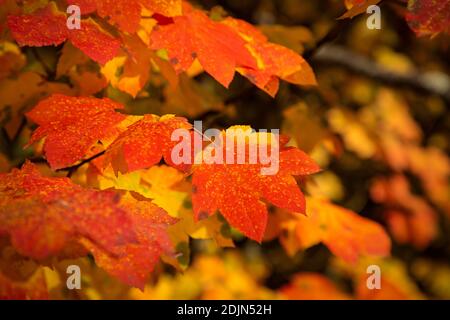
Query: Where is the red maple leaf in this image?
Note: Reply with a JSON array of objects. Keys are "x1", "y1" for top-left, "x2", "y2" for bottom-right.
[
  {"x1": 222, "y1": 17, "x2": 317, "y2": 96},
  {"x1": 82, "y1": 195, "x2": 176, "y2": 289},
  {"x1": 67, "y1": 0, "x2": 182, "y2": 33},
  {"x1": 26, "y1": 94, "x2": 126, "y2": 170},
  {"x1": 150, "y1": 2, "x2": 257, "y2": 88},
  {"x1": 191, "y1": 128, "x2": 320, "y2": 242},
  {"x1": 0, "y1": 162, "x2": 176, "y2": 288},
  {"x1": 0, "y1": 162, "x2": 137, "y2": 259},
  {"x1": 7, "y1": 3, "x2": 120, "y2": 64},
  {"x1": 293, "y1": 197, "x2": 391, "y2": 263},
  {"x1": 103, "y1": 114, "x2": 192, "y2": 173}
]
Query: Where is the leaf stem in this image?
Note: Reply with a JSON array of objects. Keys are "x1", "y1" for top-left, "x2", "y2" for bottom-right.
[{"x1": 57, "y1": 150, "x2": 106, "y2": 177}]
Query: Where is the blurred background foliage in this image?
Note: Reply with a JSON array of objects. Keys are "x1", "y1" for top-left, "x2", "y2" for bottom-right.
[{"x1": 0, "y1": 0, "x2": 449, "y2": 299}]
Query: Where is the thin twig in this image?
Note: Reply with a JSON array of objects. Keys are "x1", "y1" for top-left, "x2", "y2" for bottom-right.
[
  {"x1": 32, "y1": 47, "x2": 53, "y2": 77},
  {"x1": 11, "y1": 117, "x2": 27, "y2": 143},
  {"x1": 0, "y1": 127, "x2": 11, "y2": 149},
  {"x1": 57, "y1": 150, "x2": 106, "y2": 177}
]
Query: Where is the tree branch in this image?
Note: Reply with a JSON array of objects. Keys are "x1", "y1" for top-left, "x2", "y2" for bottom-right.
[
  {"x1": 32, "y1": 47, "x2": 54, "y2": 78},
  {"x1": 312, "y1": 44, "x2": 450, "y2": 103},
  {"x1": 303, "y1": 0, "x2": 389, "y2": 60},
  {"x1": 11, "y1": 117, "x2": 27, "y2": 144},
  {"x1": 57, "y1": 150, "x2": 106, "y2": 177},
  {"x1": 303, "y1": 19, "x2": 351, "y2": 61}
]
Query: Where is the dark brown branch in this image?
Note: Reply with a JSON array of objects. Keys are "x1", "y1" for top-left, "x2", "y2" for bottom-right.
[
  {"x1": 11, "y1": 117, "x2": 27, "y2": 143},
  {"x1": 0, "y1": 127, "x2": 11, "y2": 149},
  {"x1": 32, "y1": 47, "x2": 53, "y2": 77},
  {"x1": 1, "y1": 118, "x2": 27, "y2": 158},
  {"x1": 57, "y1": 150, "x2": 106, "y2": 177},
  {"x1": 312, "y1": 44, "x2": 450, "y2": 103}
]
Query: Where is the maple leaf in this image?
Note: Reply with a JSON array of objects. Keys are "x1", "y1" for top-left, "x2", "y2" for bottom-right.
[
  {"x1": 103, "y1": 114, "x2": 192, "y2": 173},
  {"x1": 0, "y1": 162, "x2": 176, "y2": 288},
  {"x1": 0, "y1": 162, "x2": 137, "y2": 259},
  {"x1": 88, "y1": 164, "x2": 234, "y2": 268},
  {"x1": 370, "y1": 174, "x2": 438, "y2": 249},
  {"x1": 221, "y1": 18, "x2": 317, "y2": 97},
  {"x1": 7, "y1": 3, "x2": 120, "y2": 64},
  {"x1": 150, "y1": 2, "x2": 257, "y2": 88},
  {"x1": 81, "y1": 193, "x2": 177, "y2": 290},
  {"x1": 87, "y1": 165, "x2": 187, "y2": 217},
  {"x1": 26, "y1": 94, "x2": 126, "y2": 170},
  {"x1": 293, "y1": 197, "x2": 391, "y2": 263},
  {"x1": 101, "y1": 34, "x2": 152, "y2": 97},
  {"x1": 68, "y1": 0, "x2": 182, "y2": 33},
  {"x1": 269, "y1": 197, "x2": 391, "y2": 263},
  {"x1": 150, "y1": 2, "x2": 315, "y2": 95},
  {"x1": 406, "y1": 0, "x2": 450, "y2": 37},
  {"x1": 191, "y1": 127, "x2": 320, "y2": 242},
  {"x1": 73, "y1": 0, "x2": 142, "y2": 34}
]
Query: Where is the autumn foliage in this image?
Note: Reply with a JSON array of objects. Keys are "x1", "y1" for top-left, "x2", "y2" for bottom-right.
[{"x1": 0, "y1": 0, "x2": 449, "y2": 300}]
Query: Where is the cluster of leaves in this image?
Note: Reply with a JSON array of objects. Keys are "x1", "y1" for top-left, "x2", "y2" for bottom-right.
[
  {"x1": 1, "y1": 91, "x2": 392, "y2": 293},
  {"x1": 0, "y1": 0, "x2": 449, "y2": 299},
  {"x1": 5, "y1": 0, "x2": 316, "y2": 98}
]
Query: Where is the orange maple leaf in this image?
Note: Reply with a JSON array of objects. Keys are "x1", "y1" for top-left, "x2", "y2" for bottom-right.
[
  {"x1": 7, "y1": 3, "x2": 120, "y2": 64},
  {"x1": 0, "y1": 162, "x2": 176, "y2": 288},
  {"x1": 67, "y1": 0, "x2": 182, "y2": 33},
  {"x1": 81, "y1": 194, "x2": 177, "y2": 289},
  {"x1": 370, "y1": 174, "x2": 438, "y2": 249},
  {"x1": 26, "y1": 94, "x2": 126, "y2": 170},
  {"x1": 222, "y1": 18, "x2": 317, "y2": 97},
  {"x1": 101, "y1": 34, "x2": 152, "y2": 97},
  {"x1": 0, "y1": 162, "x2": 137, "y2": 259},
  {"x1": 296, "y1": 197, "x2": 391, "y2": 263},
  {"x1": 103, "y1": 114, "x2": 192, "y2": 173},
  {"x1": 191, "y1": 128, "x2": 320, "y2": 242},
  {"x1": 274, "y1": 197, "x2": 391, "y2": 263},
  {"x1": 150, "y1": 2, "x2": 257, "y2": 88}
]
